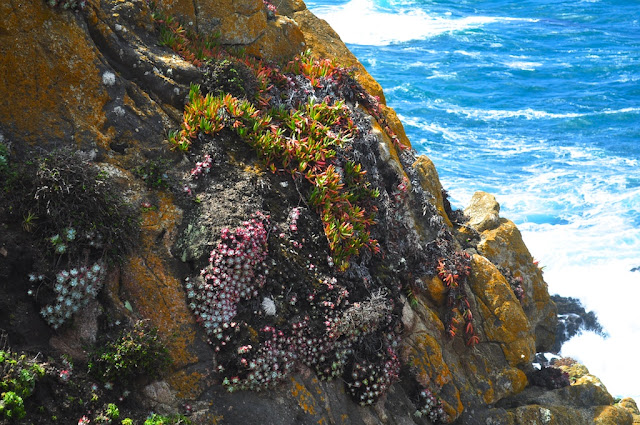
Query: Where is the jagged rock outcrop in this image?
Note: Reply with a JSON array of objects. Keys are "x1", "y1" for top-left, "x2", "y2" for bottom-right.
[
  {"x1": 551, "y1": 294, "x2": 606, "y2": 353},
  {"x1": 0, "y1": 1, "x2": 633, "y2": 424}
]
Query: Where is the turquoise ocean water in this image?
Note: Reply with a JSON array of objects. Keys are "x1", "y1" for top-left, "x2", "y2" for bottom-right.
[{"x1": 305, "y1": 0, "x2": 640, "y2": 398}]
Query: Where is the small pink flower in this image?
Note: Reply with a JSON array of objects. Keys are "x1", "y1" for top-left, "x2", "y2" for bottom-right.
[
  {"x1": 59, "y1": 369, "x2": 71, "y2": 382},
  {"x1": 78, "y1": 416, "x2": 90, "y2": 425}
]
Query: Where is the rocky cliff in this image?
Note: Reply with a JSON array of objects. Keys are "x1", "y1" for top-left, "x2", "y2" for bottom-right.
[{"x1": 0, "y1": 1, "x2": 636, "y2": 424}]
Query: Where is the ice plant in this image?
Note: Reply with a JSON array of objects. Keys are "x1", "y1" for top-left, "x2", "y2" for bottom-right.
[{"x1": 437, "y1": 252, "x2": 478, "y2": 347}]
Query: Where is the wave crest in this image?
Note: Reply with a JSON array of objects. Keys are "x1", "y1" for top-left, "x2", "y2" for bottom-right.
[{"x1": 310, "y1": 0, "x2": 537, "y2": 45}]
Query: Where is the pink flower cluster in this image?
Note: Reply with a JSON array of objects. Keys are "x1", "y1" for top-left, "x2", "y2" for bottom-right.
[
  {"x1": 190, "y1": 153, "x2": 212, "y2": 179},
  {"x1": 186, "y1": 212, "x2": 269, "y2": 340},
  {"x1": 288, "y1": 207, "x2": 300, "y2": 232},
  {"x1": 262, "y1": 0, "x2": 277, "y2": 15}
]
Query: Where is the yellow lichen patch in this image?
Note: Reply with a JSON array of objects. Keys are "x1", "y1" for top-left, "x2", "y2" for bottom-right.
[
  {"x1": 441, "y1": 390, "x2": 464, "y2": 420},
  {"x1": 122, "y1": 252, "x2": 196, "y2": 364},
  {"x1": 421, "y1": 275, "x2": 446, "y2": 306},
  {"x1": 482, "y1": 386, "x2": 495, "y2": 405},
  {"x1": 406, "y1": 332, "x2": 454, "y2": 389},
  {"x1": 0, "y1": 1, "x2": 110, "y2": 147},
  {"x1": 371, "y1": 119, "x2": 404, "y2": 174},
  {"x1": 219, "y1": 8, "x2": 268, "y2": 45},
  {"x1": 167, "y1": 369, "x2": 207, "y2": 400},
  {"x1": 290, "y1": 376, "x2": 318, "y2": 415},
  {"x1": 594, "y1": 405, "x2": 634, "y2": 425},
  {"x1": 468, "y1": 255, "x2": 535, "y2": 366},
  {"x1": 156, "y1": 0, "x2": 197, "y2": 24},
  {"x1": 246, "y1": 15, "x2": 306, "y2": 62},
  {"x1": 379, "y1": 104, "x2": 411, "y2": 148},
  {"x1": 413, "y1": 302, "x2": 445, "y2": 333}
]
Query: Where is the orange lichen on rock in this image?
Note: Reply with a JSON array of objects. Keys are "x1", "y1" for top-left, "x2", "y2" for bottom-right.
[
  {"x1": 379, "y1": 104, "x2": 411, "y2": 148},
  {"x1": 468, "y1": 255, "x2": 535, "y2": 366},
  {"x1": 290, "y1": 376, "x2": 318, "y2": 416},
  {"x1": 167, "y1": 369, "x2": 208, "y2": 400},
  {"x1": 156, "y1": 0, "x2": 303, "y2": 61},
  {"x1": 245, "y1": 15, "x2": 306, "y2": 62},
  {"x1": 406, "y1": 332, "x2": 454, "y2": 388},
  {"x1": 475, "y1": 216, "x2": 557, "y2": 350},
  {"x1": 0, "y1": 1, "x2": 110, "y2": 147},
  {"x1": 594, "y1": 405, "x2": 634, "y2": 425},
  {"x1": 403, "y1": 331, "x2": 464, "y2": 420},
  {"x1": 119, "y1": 193, "x2": 200, "y2": 375},
  {"x1": 421, "y1": 276, "x2": 447, "y2": 306}
]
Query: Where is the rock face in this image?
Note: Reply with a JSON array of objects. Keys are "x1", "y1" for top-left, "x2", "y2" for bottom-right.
[{"x1": 0, "y1": 1, "x2": 633, "y2": 424}]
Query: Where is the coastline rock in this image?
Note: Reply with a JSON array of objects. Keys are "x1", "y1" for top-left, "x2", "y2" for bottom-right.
[
  {"x1": 465, "y1": 192, "x2": 557, "y2": 352},
  {"x1": 464, "y1": 191, "x2": 501, "y2": 232},
  {"x1": 0, "y1": 1, "x2": 633, "y2": 424},
  {"x1": 551, "y1": 294, "x2": 606, "y2": 353}
]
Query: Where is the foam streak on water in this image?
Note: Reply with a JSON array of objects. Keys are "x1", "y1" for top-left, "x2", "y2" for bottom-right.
[
  {"x1": 307, "y1": 0, "x2": 640, "y2": 399},
  {"x1": 311, "y1": 0, "x2": 538, "y2": 46}
]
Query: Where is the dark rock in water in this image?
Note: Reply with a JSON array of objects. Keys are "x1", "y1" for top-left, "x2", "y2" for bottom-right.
[
  {"x1": 551, "y1": 294, "x2": 606, "y2": 353},
  {"x1": 631, "y1": 266, "x2": 640, "y2": 272}
]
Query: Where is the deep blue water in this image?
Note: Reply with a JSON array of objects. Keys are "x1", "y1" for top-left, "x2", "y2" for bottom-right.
[{"x1": 305, "y1": 0, "x2": 640, "y2": 398}]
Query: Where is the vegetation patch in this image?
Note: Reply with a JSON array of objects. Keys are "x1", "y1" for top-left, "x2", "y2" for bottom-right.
[
  {"x1": 0, "y1": 349, "x2": 45, "y2": 420},
  {"x1": 88, "y1": 320, "x2": 171, "y2": 386},
  {"x1": 148, "y1": 7, "x2": 476, "y2": 416},
  {"x1": 2, "y1": 149, "x2": 140, "y2": 330}
]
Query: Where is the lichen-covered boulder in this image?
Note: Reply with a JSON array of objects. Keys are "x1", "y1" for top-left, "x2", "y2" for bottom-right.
[
  {"x1": 155, "y1": 0, "x2": 304, "y2": 60},
  {"x1": 464, "y1": 191, "x2": 501, "y2": 232},
  {"x1": 465, "y1": 191, "x2": 557, "y2": 352}
]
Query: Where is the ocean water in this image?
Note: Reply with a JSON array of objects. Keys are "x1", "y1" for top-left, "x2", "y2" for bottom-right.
[{"x1": 305, "y1": 0, "x2": 640, "y2": 399}]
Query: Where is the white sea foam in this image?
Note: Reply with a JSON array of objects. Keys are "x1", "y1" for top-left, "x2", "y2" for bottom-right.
[
  {"x1": 426, "y1": 71, "x2": 458, "y2": 80},
  {"x1": 504, "y1": 61, "x2": 543, "y2": 71},
  {"x1": 442, "y1": 105, "x2": 640, "y2": 121},
  {"x1": 310, "y1": 0, "x2": 538, "y2": 46},
  {"x1": 511, "y1": 177, "x2": 640, "y2": 400},
  {"x1": 546, "y1": 263, "x2": 640, "y2": 400}
]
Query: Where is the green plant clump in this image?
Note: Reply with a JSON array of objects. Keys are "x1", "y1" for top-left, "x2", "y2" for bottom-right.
[
  {"x1": 94, "y1": 402, "x2": 120, "y2": 423},
  {"x1": 25, "y1": 149, "x2": 139, "y2": 262},
  {"x1": 144, "y1": 413, "x2": 191, "y2": 425},
  {"x1": 0, "y1": 350, "x2": 46, "y2": 420},
  {"x1": 0, "y1": 391, "x2": 26, "y2": 420},
  {"x1": 134, "y1": 160, "x2": 171, "y2": 189},
  {"x1": 0, "y1": 141, "x2": 9, "y2": 177},
  {"x1": 88, "y1": 321, "x2": 170, "y2": 386}
]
